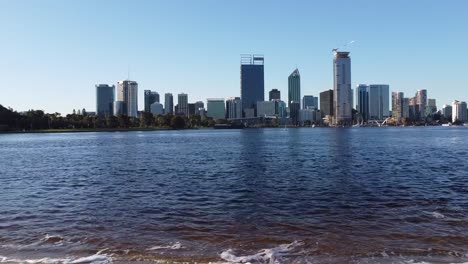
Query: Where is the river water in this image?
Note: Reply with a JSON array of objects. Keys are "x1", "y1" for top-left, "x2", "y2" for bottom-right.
[{"x1": 0, "y1": 127, "x2": 467, "y2": 264}]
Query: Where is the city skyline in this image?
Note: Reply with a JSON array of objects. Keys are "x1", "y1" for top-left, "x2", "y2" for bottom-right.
[{"x1": 1, "y1": 1, "x2": 468, "y2": 114}]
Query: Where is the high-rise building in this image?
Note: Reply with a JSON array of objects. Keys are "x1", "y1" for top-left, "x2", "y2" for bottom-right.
[
  {"x1": 257, "y1": 101, "x2": 276, "y2": 117},
  {"x1": 150, "y1": 102, "x2": 164, "y2": 116},
  {"x1": 164, "y1": 93, "x2": 174, "y2": 114},
  {"x1": 269, "y1": 89, "x2": 281, "y2": 101},
  {"x1": 288, "y1": 69, "x2": 301, "y2": 109},
  {"x1": 452, "y1": 100, "x2": 468, "y2": 123},
  {"x1": 194, "y1": 101, "x2": 204, "y2": 116},
  {"x1": 302, "y1": 95, "x2": 318, "y2": 110},
  {"x1": 356, "y1": 84, "x2": 369, "y2": 121},
  {"x1": 177, "y1": 93, "x2": 188, "y2": 116},
  {"x1": 320, "y1": 89, "x2": 334, "y2": 117},
  {"x1": 226, "y1": 97, "x2": 242, "y2": 119},
  {"x1": 392, "y1": 91, "x2": 404, "y2": 120},
  {"x1": 188, "y1": 103, "x2": 196, "y2": 116},
  {"x1": 403, "y1": 98, "x2": 410, "y2": 118},
  {"x1": 290, "y1": 102, "x2": 300, "y2": 125},
  {"x1": 427, "y1": 99, "x2": 437, "y2": 115},
  {"x1": 276, "y1": 100, "x2": 287, "y2": 118},
  {"x1": 368, "y1": 84, "x2": 390, "y2": 120},
  {"x1": 96, "y1": 84, "x2": 115, "y2": 117},
  {"x1": 240, "y1": 55, "x2": 264, "y2": 117},
  {"x1": 333, "y1": 51, "x2": 352, "y2": 125},
  {"x1": 415, "y1": 89, "x2": 427, "y2": 120},
  {"x1": 144, "y1": 90, "x2": 159, "y2": 112},
  {"x1": 117, "y1": 80, "x2": 138, "y2": 117},
  {"x1": 442, "y1": 104, "x2": 452, "y2": 119},
  {"x1": 113, "y1": 101, "x2": 126, "y2": 116},
  {"x1": 207, "y1": 99, "x2": 226, "y2": 119}
]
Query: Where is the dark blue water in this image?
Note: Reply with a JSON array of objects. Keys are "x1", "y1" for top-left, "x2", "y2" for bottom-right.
[{"x1": 0, "y1": 128, "x2": 467, "y2": 264}]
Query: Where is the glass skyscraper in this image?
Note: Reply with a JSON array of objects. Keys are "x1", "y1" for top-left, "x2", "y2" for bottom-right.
[
  {"x1": 96, "y1": 84, "x2": 115, "y2": 117},
  {"x1": 333, "y1": 51, "x2": 352, "y2": 125},
  {"x1": 288, "y1": 69, "x2": 301, "y2": 109},
  {"x1": 240, "y1": 55, "x2": 264, "y2": 117},
  {"x1": 117, "y1": 80, "x2": 138, "y2": 117},
  {"x1": 144, "y1": 90, "x2": 160, "y2": 112}
]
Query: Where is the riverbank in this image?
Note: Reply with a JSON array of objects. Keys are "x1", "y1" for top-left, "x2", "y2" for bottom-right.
[{"x1": 0, "y1": 127, "x2": 175, "y2": 134}]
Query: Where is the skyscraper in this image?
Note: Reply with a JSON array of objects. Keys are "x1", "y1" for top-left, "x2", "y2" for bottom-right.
[
  {"x1": 392, "y1": 91, "x2": 404, "y2": 120},
  {"x1": 194, "y1": 101, "x2": 204, "y2": 116},
  {"x1": 368, "y1": 84, "x2": 390, "y2": 120},
  {"x1": 144, "y1": 90, "x2": 159, "y2": 112},
  {"x1": 164, "y1": 93, "x2": 174, "y2": 114},
  {"x1": 333, "y1": 51, "x2": 352, "y2": 125},
  {"x1": 442, "y1": 104, "x2": 452, "y2": 119},
  {"x1": 207, "y1": 99, "x2": 225, "y2": 119},
  {"x1": 240, "y1": 55, "x2": 264, "y2": 117},
  {"x1": 288, "y1": 69, "x2": 301, "y2": 109},
  {"x1": 177, "y1": 93, "x2": 188, "y2": 116},
  {"x1": 415, "y1": 89, "x2": 427, "y2": 120},
  {"x1": 356, "y1": 84, "x2": 369, "y2": 121},
  {"x1": 226, "y1": 97, "x2": 242, "y2": 119},
  {"x1": 320, "y1": 89, "x2": 334, "y2": 117},
  {"x1": 427, "y1": 99, "x2": 437, "y2": 115},
  {"x1": 302, "y1": 95, "x2": 318, "y2": 109},
  {"x1": 452, "y1": 100, "x2": 468, "y2": 123},
  {"x1": 96, "y1": 84, "x2": 115, "y2": 117},
  {"x1": 269, "y1": 89, "x2": 281, "y2": 101},
  {"x1": 117, "y1": 80, "x2": 138, "y2": 117}
]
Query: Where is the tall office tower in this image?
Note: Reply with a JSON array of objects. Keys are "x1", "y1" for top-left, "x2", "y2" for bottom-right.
[
  {"x1": 392, "y1": 91, "x2": 404, "y2": 120},
  {"x1": 427, "y1": 99, "x2": 437, "y2": 115},
  {"x1": 144, "y1": 90, "x2": 159, "y2": 112},
  {"x1": 269, "y1": 89, "x2": 281, "y2": 101},
  {"x1": 302, "y1": 95, "x2": 318, "y2": 109},
  {"x1": 368, "y1": 84, "x2": 390, "y2": 120},
  {"x1": 290, "y1": 102, "x2": 300, "y2": 125},
  {"x1": 194, "y1": 101, "x2": 204, "y2": 116},
  {"x1": 177, "y1": 93, "x2": 188, "y2": 116},
  {"x1": 415, "y1": 89, "x2": 427, "y2": 120},
  {"x1": 409, "y1": 97, "x2": 417, "y2": 121},
  {"x1": 276, "y1": 100, "x2": 287, "y2": 118},
  {"x1": 452, "y1": 100, "x2": 468, "y2": 122},
  {"x1": 403, "y1": 98, "x2": 410, "y2": 118},
  {"x1": 113, "y1": 101, "x2": 126, "y2": 116},
  {"x1": 164, "y1": 93, "x2": 174, "y2": 114},
  {"x1": 96, "y1": 84, "x2": 115, "y2": 117},
  {"x1": 240, "y1": 55, "x2": 264, "y2": 117},
  {"x1": 226, "y1": 97, "x2": 242, "y2": 119},
  {"x1": 288, "y1": 69, "x2": 301, "y2": 108},
  {"x1": 320, "y1": 89, "x2": 334, "y2": 117},
  {"x1": 117, "y1": 80, "x2": 138, "y2": 117},
  {"x1": 206, "y1": 99, "x2": 226, "y2": 119},
  {"x1": 442, "y1": 104, "x2": 452, "y2": 119},
  {"x1": 356, "y1": 84, "x2": 369, "y2": 121},
  {"x1": 150, "y1": 103, "x2": 164, "y2": 116},
  {"x1": 333, "y1": 51, "x2": 352, "y2": 125}
]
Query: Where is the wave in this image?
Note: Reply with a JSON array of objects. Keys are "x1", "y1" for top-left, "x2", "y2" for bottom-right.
[
  {"x1": 147, "y1": 242, "x2": 183, "y2": 251},
  {"x1": 219, "y1": 241, "x2": 303, "y2": 263},
  {"x1": 0, "y1": 251, "x2": 111, "y2": 264}
]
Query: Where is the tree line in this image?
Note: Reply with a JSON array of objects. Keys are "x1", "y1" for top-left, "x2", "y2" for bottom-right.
[{"x1": 0, "y1": 104, "x2": 222, "y2": 131}]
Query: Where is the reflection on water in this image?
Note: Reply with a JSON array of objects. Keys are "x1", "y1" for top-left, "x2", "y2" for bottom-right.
[{"x1": 0, "y1": 127, "x2": 467, "y2": 263}]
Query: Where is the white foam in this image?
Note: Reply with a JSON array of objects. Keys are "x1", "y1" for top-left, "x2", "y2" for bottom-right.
[
  {"x1": 147, "y1": 242, "x2": 183, "y2": 251},
  {"x1": 0, "y1": 253, "x2": 111, "y2": 264},
  {"x1": 219, "y1": 241, "x2": 303, "y2": 264}
]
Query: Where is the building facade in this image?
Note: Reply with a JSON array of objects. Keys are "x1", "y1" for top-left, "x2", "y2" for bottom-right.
[
  {"x1": 96, "y1": 84, "x2": 115, "y2": 117},
  {"x1": 288, "y1": 69, "x2": 301, "y2": 109},
  {"x1": 257, "y1": 101, "x2": 276, "y2": 117},
  {"x1": 226, "y1": 97, "x2": 242, "y2": 119},
  {"x1": 392, "y1": 91, "x2": 404, "y2": 120},
  {"x1": 442, "y1": 104, "x2": 452, "y2": 119},
  {"x1": 207, "y1": 99, "x2": 226, "y2": 119},
  {"x1": 356, "y1": 84, "x2": 369, "y2": 121},
  {"x1": 368, "y1": 84, "x2": 390, "y2": 121},
  {"x1": 117, "y1": 80, "x2": 138, "y2": 117},
  {"x1": 452, "y1": 100, "x2": 468, "y2": 123},
  {"x1": 427, "y1": 99, "x2": 437, "y2": 116},
  {"x1": 240, "y1": 55, "x2": 264, "y2": 117},
  {"x1": 302, "y1": 95, "x2": 318, "y2": 110},
  {"x1": 269, "y1": 89, "x2": 281, "y2": 101},
  {"x1": 177, "y1": 93, "x2": 188, "y2": 116},
  {"x1": 144, "y1": 90, "x2": 159, "y2": 112},
  {"x1": 320, "y1": 89, "x2": 334, "y2": 117},
  {"x1": 164, "y1": 93, "x2": 174, "y2": 115},
  {"x1": 333, "y1": 52, "x2": 352, "y2": 125},
  {"x1": 150, "y1": 102, "x2": 164, "y2": 116},
  {"x1": 415, "y1": 89, "x2": 427, "y2": 120},
  {"x1": 194, "y1": 101, "x2": 204, "y2": 116}
]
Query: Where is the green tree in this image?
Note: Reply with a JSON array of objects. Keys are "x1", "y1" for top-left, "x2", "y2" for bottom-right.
[
  {"x1": 170, "y1": 115, "x2": 186, "y2": 129},
  {"x1": 140, "y1": 112, "x2": 154, "y2": 128}
]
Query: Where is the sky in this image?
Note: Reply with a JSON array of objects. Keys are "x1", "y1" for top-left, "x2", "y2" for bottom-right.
[{"x1": 1, "y1": 0, "x2": 467, "y2": 114}]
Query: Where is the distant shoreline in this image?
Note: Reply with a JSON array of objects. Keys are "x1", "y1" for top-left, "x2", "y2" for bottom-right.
[{"x1": 0, "y1": 125, "x2": 466, "y2": 134}]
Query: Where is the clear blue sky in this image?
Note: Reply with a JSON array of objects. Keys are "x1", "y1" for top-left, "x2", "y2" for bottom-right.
[{"x1": 1, "y1": 0, "x2": 467, "y2": 114}]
